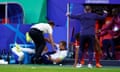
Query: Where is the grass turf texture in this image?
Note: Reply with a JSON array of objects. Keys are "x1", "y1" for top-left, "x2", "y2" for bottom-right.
[{"x1": 0, "y1": 65, "x2": 120, "y2": 72}]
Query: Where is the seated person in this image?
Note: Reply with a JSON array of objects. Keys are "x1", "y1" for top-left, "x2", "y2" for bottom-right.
[
  {"x1": 41, "y1": 41, "x2": 68, "y2": 64},
  {"x1": 11, "y1": 32, "x2": 35, "y2": 64}
]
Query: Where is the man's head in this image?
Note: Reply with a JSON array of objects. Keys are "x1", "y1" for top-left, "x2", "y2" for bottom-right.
[
  {"x1": 112, "y1": 8, "x2": 119, "y2": 17},
  {"x1": 59, "y1": 41, "x2": 66, "y2": 50},
  {"x1": 48, "y1": 21, "x2": 55, "y2": 28},
  {"x1": 84, "y1": 5, "x2": 92, "y2": 13}
]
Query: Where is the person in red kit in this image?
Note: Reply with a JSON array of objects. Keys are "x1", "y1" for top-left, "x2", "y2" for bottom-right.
[
  {"x1": 100, "y1": 8, "x2": 120, "y2": 60},
  {"x1": 94, "y1": 35, "x2": 103, "y2": 68},
  {"x1": 100, "y1": 17, "x2": 116, "y2": 60},
  {"x1": 73, "y1": 33, "x2": 81, "y2": 67}
]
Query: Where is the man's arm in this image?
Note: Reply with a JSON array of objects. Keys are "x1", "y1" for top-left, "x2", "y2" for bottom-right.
[
  {"x1": 49, "y1": 34, "x2": 55, "y2": 51},
  {"x1": 101, "y1": 21, "x2": 113, "y2": 31},
  {"x1": 96, "y1": 10, "x2": 108, "y2": 20},
  {"x1": 96, "y1": 14, "x2": 107, "y2": 20},
  {"x1": 66, "y1": 12, "x2": 81, "y2": 20},
  {"x1": 44, "y1": 38, "x2": 51, "y2": 43}
]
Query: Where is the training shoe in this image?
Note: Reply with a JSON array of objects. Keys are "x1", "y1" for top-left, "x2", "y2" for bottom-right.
[
  {"x1": 0, "y1": 59, "x2": 8, "y2": 64},
  {"x1": 88, "y1": 64, "x2": 93, "y2": 68},
  {"x1": 96, "y1": 63, "x2": 102, "y2": 68},
  {"x1": 81, "y1": 60, "x2": 85, "y2": 65},
  {"x1": 76, "y1": 64, "x2": 83, "y2": 68}
]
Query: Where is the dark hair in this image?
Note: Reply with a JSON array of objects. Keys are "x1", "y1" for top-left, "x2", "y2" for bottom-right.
[
  {"x1": 48, "y1": 21, "x2": 55, "y2": 26},
  {"x1": 75, "y1": 33, "x2": 80, "y2": 41},
  {"x1": 84, "y1": 5, "x2": 92, "y2": 12},
  {"x1": 60, "y1": 41, "x2": 66, "y2": 48},
  {"x1": 112, "y1": 8, "x2": 119, "y2": 17}
]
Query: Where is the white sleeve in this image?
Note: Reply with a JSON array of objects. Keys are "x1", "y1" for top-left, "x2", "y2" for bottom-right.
[
  {"x1": 59, "y1": 51, "x2": 68, "y2": 59},
  {"x1": 48, "y1": 26, "x2": 53, "y2": 34},
  {"x1": 55, "y1": 44, "x2": 59, "y2": 50}
]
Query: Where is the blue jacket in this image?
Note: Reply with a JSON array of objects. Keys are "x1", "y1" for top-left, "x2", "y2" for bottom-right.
[{"x1": 70, "y1": 13, "x2": 107, "y2": 35}]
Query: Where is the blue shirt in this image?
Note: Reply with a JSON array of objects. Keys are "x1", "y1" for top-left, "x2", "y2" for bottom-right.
[{"x1": 70, "y1": 13, "x2": 107, "y2": 35}]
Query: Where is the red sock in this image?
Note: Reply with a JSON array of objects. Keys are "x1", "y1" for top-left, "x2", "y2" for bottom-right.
[
  {"x1": 80, "y1": 57, "x2": 85, "y2": 64},
  {"x1": 95, "y1": 52, "x2": 100, "y2": 64}
]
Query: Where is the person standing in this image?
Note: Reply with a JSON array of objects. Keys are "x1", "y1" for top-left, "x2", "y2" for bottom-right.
[
  {"x1": 100, "y1": 8, "x2": 120, "y2": 60},
  {"x1": 67, "y1": 5, "x2": 107, "y2": 68},
  {"x1": 73, "y1": 33, "x2": 80, "y2": 67},
  {"x1": 100, "y1": 21, "x2": 115, "y2": 60},
  {"x1": 29, "y1": 21, "x2": 55, "y2": 63}
]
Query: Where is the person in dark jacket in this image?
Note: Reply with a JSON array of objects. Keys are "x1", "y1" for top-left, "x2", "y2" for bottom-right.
[{"x1": 67, "y1": 5, "x2": 108, "y2": 68}]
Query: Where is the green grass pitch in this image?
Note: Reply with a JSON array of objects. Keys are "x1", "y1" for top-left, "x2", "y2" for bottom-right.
[{"x1": 0, "y1": 64, "x2": 120, "y2": 72}]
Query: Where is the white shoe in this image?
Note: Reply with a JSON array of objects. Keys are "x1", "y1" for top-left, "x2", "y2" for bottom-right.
[
  {"x1": 88, "y1": 64, "x2": 93, "y2": 68},
  {"x1": 0, "y1": 59, "x2": 8, "y2": 64},
  {"x1": 76, "y1": 64, "x2": 83, "y2": 68}
]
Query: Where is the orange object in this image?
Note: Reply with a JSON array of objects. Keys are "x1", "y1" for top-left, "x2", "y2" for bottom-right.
[
  {"x1": 80, "y1": 57, "x2": 85, "y2": 65},
  {"x1": 96, "y1": 63, "x2": 102, "y2": 68}
]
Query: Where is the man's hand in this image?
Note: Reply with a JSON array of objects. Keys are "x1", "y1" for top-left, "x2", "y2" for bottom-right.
[
  {"x1": 44, "y1": 38, "x2": 51, "y2": 43},
  {"x1": 66, "y1": 12, "x2": 70, "y2": 16},
  {"x1": 49, "y1": 34, "x2": 56, "y2": 51},
  {"x1": 96, "y1": 29, "x2": 101, "y2": 34},
  {"x1": 103, "y1": 10, "x2": 108, "y2": 14}
]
